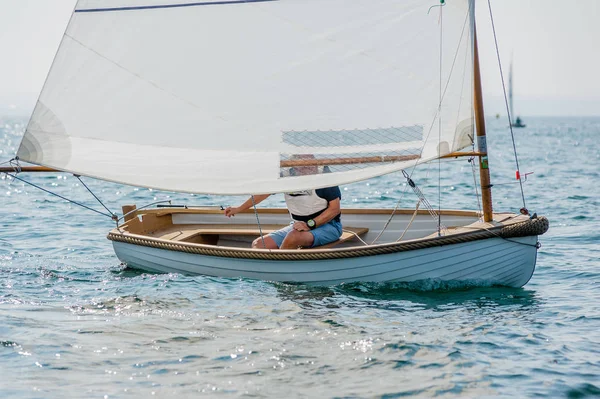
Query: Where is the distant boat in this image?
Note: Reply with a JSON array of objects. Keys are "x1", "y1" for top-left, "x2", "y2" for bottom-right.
[
  {"x1": 509, "y1": 60, "x2": 526, "y2": 128},
  {"x1": 512, "y1": 116, "x2": 525, "y2": 128}
]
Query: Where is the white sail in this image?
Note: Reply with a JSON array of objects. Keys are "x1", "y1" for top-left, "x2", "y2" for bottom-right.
[{"x1": 18, "y1": 0, "x2": 474, "y2": 195}]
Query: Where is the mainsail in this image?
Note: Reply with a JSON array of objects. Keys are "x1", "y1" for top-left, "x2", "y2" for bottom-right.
[{"x1": 18, "y1": 0, "x2": 474, "y2": 195}]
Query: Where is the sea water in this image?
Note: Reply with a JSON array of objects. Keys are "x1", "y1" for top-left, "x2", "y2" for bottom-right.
[{"x1": 0, "y1": 116, "x2": 599, "y2": 398}]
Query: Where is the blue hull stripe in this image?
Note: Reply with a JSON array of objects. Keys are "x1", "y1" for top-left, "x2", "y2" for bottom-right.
[{"x1": 75, "y1": 0, "x2": 278, "y2": 13}]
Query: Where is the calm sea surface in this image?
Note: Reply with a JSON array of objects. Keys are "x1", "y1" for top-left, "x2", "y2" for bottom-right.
[{"x1": 1, "y1": 116, "x2": 599, "y2": 398}]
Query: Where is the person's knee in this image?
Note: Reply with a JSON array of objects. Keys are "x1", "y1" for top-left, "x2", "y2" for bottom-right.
[
  {"x1": 252, "y1": 236, "x2": 278, "y2": 249},
  {"x1": 285, "y1": 230, "x2": 302, "y2": 244},
  {"x1": 281, "y1": 230, "x2": 313, "y2": 249}
]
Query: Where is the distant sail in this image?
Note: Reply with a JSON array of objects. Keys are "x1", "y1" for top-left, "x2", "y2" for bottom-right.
[
  {"x1": 509, "y1": 59, "x2": 525, "y2": 128},
  {"x1": 18, "y1": 0, "x2": 474, "y2": 194}
]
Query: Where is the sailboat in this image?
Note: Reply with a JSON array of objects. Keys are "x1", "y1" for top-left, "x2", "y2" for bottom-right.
[
  {"x1": 509, "y1": 60, "x2": 526, "y2": 128},
  {"x1": 3, "y1": 0, "x2": 548, "y2": 287}
]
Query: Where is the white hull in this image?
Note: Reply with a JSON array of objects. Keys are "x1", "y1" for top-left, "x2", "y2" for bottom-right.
[{"x1": 113, "y1": 235, "x2": 538, "y2": 288}]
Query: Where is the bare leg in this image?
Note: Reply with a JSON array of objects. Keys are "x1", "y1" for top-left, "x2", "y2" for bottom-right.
[
  {"x1": 280, "y1": 230, "x2": 314, "y2": 249},
  {"x1": 252, "y1": 235, "x2": 278, "y2": 249}
]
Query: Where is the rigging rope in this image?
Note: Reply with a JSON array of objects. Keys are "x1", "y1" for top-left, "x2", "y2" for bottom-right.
[
  {"x1": 3, "y1": 167, "x2": 178, "y2": 228},
  {"x1": 402, "y1": 170, "x2": 447, "y2": 232},
  {"x1": 3, "y1": 158, "x2": 122, "y2": 224},
  {"x1": 74, "y1": 175, "x2": 117, "y2": 220},
  {"x1": 427, "y1": 0, "x2": 446, "y2": 14},
  {"x1": 438, "y1": 2, "x2": 443, "y2": 236},
  {"x1": 373, "y1": 1, "x2": 464, "y2": 244},
  {"x1": 486, "y1": 0, "x2": 528, "y2": 212},
  {"x1": 250, "y1": 195, "x2": 268, "y2": 250},
  {"x1": 397, "y1": 200, "x2": 421, "y2": 242},
  {"x1": 370, "y1": 180, "x2": 411, "y2": 245},
  {"x1": 469, "y1": 156, "x2": 483, "y2": 215},
  {"x1": 3, "y1": 171, "x2": 113, "y2": 219},
  {"x1": 343, "y1": 229, "x2": 369, "y2": 246},
  {"x1": 10, "y1": 158, "x2": 21, "y2": 173},
  {"x1": 420, "y1": 5, "x2": 470, "y2": 161}
]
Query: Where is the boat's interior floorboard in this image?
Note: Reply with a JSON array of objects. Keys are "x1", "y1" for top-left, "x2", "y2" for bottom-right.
[{"x1": 148, "y1": 224, "x2": 370, "y2": 249}]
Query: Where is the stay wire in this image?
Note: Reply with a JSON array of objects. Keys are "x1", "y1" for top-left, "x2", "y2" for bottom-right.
[
  {"x1": 3, "y1": 172, "x2": 113, "y2": 219},
  {"x1": 370, "y1": 182, "x2": 411, "y2": 244},
  {"x1": 397, "y1": 200, "x2": 421, "y2": 242},
  {"x1": 469, "y1": 155, "x2": 482, "y2": 214},
  {"x1": 74, "y1": 175, "x2": 116, "y2": 220},
  {"x1": 486, "y1": 0, "x2": 527, "y2": 210},
  {"x1": 376, "y1": 2, "x2": 463, "y2": 243},
  {"x1": 421, "y1": 5, "x2": 471, "y2": 151},
  {"x1": 438, "y1": 3, "x2": 443, "y2": 236},
  {"x1": 403, "y1": 170, "x2": 447, "y2": 232},
  {"x1": 413, "y1": 4, "x2": 470, "y2": 234},
  {"x1": 251, "y1": 195, "x2": 268, "y2": 250},
  {"x1": 366, "y1": 4, "x2": 471, "y2": 244}
]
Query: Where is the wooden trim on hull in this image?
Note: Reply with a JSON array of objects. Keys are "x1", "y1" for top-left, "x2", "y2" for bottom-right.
[{"x1": 107, "y1": 216, "x2": 548, "y2": 261}]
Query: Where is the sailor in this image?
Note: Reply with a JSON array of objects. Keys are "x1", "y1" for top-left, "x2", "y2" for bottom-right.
[{"x1": 224, "y1": 155, "x2": 342, "y2": 249}]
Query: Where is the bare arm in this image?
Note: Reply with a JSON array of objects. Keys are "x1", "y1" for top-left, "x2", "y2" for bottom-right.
[
  {"x1": 293, "y1": 198, "x2": 341, "y2": 231},
  {"x1": 314, "y1": 198, "x2": 341, "y2": 226},
  {"x1": 224, "y1": 194, "x2": 271, "y2": 217}
]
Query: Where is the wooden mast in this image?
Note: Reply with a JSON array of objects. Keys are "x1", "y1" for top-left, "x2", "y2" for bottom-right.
[{"x1": 473, "y1": 21, "x2": 493, "y2": 222}]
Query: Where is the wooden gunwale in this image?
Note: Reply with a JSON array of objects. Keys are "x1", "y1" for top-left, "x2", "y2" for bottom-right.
[{"x1": 107, "y1": 214, "x2": 548, "y2": 261}]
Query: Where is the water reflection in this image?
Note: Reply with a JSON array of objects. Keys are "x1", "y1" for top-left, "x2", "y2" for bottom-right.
[{"x1": 272, "y1": 280, "x2": 542, "y2": 317}]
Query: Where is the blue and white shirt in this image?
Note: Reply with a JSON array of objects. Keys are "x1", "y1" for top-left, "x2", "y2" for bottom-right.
[{"x1": 284, "y1": 187, "x2": 341, "y2": 222}]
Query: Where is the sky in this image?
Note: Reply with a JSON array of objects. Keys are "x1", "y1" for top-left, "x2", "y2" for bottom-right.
[
  {"x1": 0, "y1": 0, "x2": 598, "y2": 117},
  {"x1": 475, "y1": 0, "x2": 600, "y2": 117}
]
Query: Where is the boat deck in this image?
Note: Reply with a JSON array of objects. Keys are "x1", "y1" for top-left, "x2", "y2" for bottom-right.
[
  {"x1": 150, "y1": 224, "x2": 370, "y2": 249},
  {"x1": 423, "y1": 213, "x2": 528, "y2": 239},
  {"x1": 458, "y1": 212, "x2": 526, "y2": 232},
  {"x1": 115, "y1": 206, "x2": 532, "y2": 251}
]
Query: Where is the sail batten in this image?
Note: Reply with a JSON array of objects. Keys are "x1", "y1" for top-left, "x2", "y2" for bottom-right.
[{"x1": 18, "y1": 0, "x2": 474, "y2": 195}]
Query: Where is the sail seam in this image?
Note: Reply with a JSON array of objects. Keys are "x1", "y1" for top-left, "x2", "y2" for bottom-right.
[
  {"x1": 62, "y1": 33, "x2": 230, "y2": 125},
  {"x1": 75, "y1": 0, "x2": 278, "y2": 13}
]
